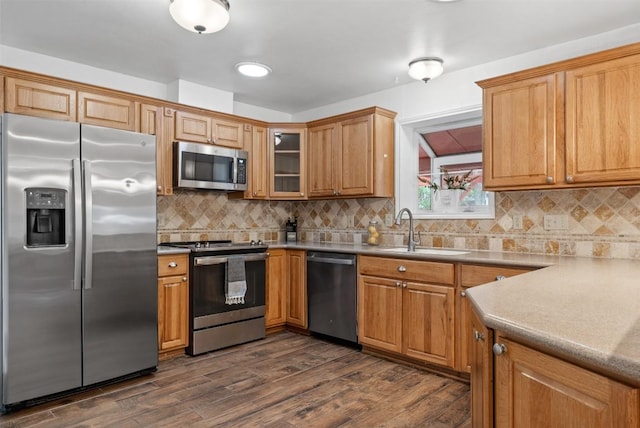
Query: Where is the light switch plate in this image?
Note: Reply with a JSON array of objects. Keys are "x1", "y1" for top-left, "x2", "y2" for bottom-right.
[
  {"x1": 384, "y1": 214, "x2": 393, "y2": 227},
  {"x1": 512, "y1": 215, "x2": 523, "y2": 230}
]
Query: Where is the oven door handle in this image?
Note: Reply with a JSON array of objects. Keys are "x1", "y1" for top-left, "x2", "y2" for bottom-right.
[{"x1": 194, "y1": 252, "x2": 267, "y2": 266}]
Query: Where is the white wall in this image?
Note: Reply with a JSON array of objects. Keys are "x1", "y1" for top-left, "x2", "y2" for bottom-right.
[
  {"x1": 290, "y1": 23, "x2": 640, "y2": 123},
  {"x1": 0, "y1": 44, "x2": 291, "y2": 122}
]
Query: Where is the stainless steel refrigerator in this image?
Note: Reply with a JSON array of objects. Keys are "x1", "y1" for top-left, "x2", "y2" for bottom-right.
[{"x1": 0, "y1": 113, "x2": 158, "y2": 410}]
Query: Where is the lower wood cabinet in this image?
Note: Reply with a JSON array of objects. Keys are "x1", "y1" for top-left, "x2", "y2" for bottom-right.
[
  {"x1": 493, "y1": 333, "x2": 639, "y2": 427},
  {"x1": 286, "y1": 250, "x2": 307, "y2": 328},
  {"x1": 157, "y1": 253, "x2": 189, "y2": 358},
  {"x1": 266, "y1": 248, "x2": 287, "y2": 328},
  {"x1": 470, "y1": 307, "x2": 493, "y2": 428},
  {"x1": 457, "y1": 264, "x2": 537, "y2": 373},
  {"x1": 358, "y1": 256, "x2": 455, "y2": 367}
]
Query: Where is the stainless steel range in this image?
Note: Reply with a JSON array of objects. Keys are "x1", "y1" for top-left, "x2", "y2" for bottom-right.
[{"x1": 166, "y1": 240, "x2": 268, "y2": 355}]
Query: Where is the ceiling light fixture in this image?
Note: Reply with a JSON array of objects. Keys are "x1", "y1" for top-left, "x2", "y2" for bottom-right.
[
  {"x1": 235, "y1": 62, "x2": 272, "y2": 77},
  {"x1": 169, "y1": 0, "x2": 230, "y2": 34},
  {"x1": 408, "y1": 57, "x2": 444, "y2": 83}
]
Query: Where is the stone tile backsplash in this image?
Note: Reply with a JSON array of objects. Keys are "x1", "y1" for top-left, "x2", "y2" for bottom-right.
[{"x1": 158, "y1": 186, "x2": 640, "y2": 260}]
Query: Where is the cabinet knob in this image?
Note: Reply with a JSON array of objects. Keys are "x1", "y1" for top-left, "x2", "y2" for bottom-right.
[
  {"x1": 300, "y1": 192, "x2": 304, "y2": 196},
  {"x1": 460, "y1": 290, "x2": 467, "y2": 297},
  {"x1": 566, "y1": 175, "x2": 574, "y2": 183},
  {"x1": 395, "y1": 281, "x2": 401, "y2": 287},
  {"x1": 493, "y1": 343, "x2": 507, "y2": 355},
  {"x1": 266, "y1": 252, "x2": 270, "y2": 257},
  {"x1": 473, "y1": 330, "x2": 485, "y2": 342},
  {"x1": 157, "y1": 185, "x2": 163, "y2": 192},
  {"x1": 168, "y1": 262, "x2": 178, "y2": 268},
  {"x1": 402, "y1": 282, "x2": 407, "y2": 288},
  {"x1": 253, "y1": 191, "x2": 257, "y2": 196},
  {"x1": 397, "y1": 265, "x2": 407, "y2": 272},
  {"x1": 182, "y1": 276, "x2": 187, "y2": 282},
  {"x1": 207, "y1": 138, "x2": 212, "y2": 143},
  {"x1": 495, "y1": 275, "x2": 506, "y2": 281},
  {"x1": 545, "y1": 176, "x2": 554, "y2": 184}
]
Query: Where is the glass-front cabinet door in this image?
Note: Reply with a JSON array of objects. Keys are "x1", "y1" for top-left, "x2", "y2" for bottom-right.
[{"x1": 268, "y1": 127, "x2": 307, "y2": 199}]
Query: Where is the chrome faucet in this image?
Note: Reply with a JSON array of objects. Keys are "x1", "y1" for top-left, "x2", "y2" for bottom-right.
[{"x1": 394, "y1": 208, "x2": 419, "y2": 252}]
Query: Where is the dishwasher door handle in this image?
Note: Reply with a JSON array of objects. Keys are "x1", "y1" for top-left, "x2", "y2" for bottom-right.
[{"x1": 308, "y1": 256, "x2": 355, "y2": 265}]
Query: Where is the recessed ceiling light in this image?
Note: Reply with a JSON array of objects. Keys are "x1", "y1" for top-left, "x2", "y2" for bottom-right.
[{"x1": 235, "y1": 62, "x2": 272, "y2": 77}]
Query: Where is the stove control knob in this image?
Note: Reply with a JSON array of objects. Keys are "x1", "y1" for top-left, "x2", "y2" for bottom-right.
[
  {"x1": 250, "y1": 240, "x2": 256, "y2": 246},
  {"x1": 204, "y1": 242, "x2": 210, "y2": 248},
  {"x1": 194, "y1": 242, "x2": 201, "y2": 248},
  {"x1": 257, "y1": 240, "x2": 263, "y2": 245}
]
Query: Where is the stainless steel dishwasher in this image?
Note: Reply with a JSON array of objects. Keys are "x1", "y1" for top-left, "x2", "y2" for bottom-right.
[{"x1": 307, "y1": 251, "x2": 358, "y2": 343}]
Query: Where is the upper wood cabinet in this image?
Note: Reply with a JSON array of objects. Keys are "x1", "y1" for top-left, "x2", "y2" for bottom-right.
[
  {"x1": 138, "y1": 103, "x2": 174, "y2": 196},
  {"x1": 77, "y1": 91, "x2": 136, "y2": 131},
  {"x1": 247, "y1": 124, "x2": 269, "y2": 199},
  {"x1": 268, "y1": 127, "x2": 307, "y2": 200},
  {"x1": 5, "y1": 77, "x2": 77, "y2": 121},
  {"x1": 307, "y1": 107, "x2": 396, "y2": 198},
  {"x1": 478, "y1": 42, "x2": 640, "y2": 191},
  {"x1": 174, "y1": 110, "x2": 244, "y2": 149}
]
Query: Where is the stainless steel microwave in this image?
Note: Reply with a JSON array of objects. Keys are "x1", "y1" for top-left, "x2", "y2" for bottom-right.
[{"x1": 174, "y1": 141, "x2": 248, "y2": 191}]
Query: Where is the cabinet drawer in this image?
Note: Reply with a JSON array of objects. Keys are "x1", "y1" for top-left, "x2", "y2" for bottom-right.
[
  {"x1": 460, "y1": 264, "x2": 535, "y2": 287},
  {"x1": 158, "y1": 254, "x2": 189, "y2": 277},
  {"x1": 359, "y1": 256, "x2": 454, "y2": 285}
]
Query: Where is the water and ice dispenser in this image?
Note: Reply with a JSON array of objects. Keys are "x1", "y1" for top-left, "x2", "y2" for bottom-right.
[{"x1": 25, "y1": 188, "x2": 66, "y2": 247}]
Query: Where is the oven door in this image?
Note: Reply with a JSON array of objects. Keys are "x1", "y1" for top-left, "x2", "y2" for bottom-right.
[{"x1": 191, "y1": 253, "x2": 266, "y2": 329}]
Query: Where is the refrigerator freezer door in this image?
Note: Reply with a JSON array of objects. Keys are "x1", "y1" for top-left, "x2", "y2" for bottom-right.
[
  {"x1": 1, "y1": 114, "x2": 82, "y2": 405},
  {"x1": 80, "y1": 125, "x2": 158, "y2": 385}
]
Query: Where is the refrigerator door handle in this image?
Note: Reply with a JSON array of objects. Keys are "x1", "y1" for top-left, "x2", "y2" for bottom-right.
[
  {"x1": 83, "y1": 160, "x2": 93, "y2": 290},
  {"x1": 73, "y1": 159, "x2": 83, "y2": 290}
]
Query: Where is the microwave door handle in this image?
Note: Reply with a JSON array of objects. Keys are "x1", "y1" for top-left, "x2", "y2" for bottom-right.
[{"x1": 232, "y1": 156, "x2": 238, "y2": 185}]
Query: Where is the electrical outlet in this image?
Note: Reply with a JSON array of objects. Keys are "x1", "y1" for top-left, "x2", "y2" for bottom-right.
[
  {"x1": 512, "y1": 214, "x2": 523, "y2": 230},
  {"x1": 347, "y1": 215, "x2": 355, "y2": 228},
  {"x1": 543, "y1": 214, "x2": 569, "y2": 230},
  {"x1": 384, "y1": 214, "x2": 393, "y2": 227}
]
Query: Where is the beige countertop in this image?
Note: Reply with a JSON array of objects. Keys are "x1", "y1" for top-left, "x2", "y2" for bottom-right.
[
  {"x1": 157, "y1": 240, "x2": 640, "y2": 386},
  {"x1": 157, "y1": 245, "x2": 190, "y2": 255}
]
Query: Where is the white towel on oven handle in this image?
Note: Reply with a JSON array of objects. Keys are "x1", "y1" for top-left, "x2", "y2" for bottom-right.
[{"x1": 226, "y1": 255, "x2": 247, "y2": 304}]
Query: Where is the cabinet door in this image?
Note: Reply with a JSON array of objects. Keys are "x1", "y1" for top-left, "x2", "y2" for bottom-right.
[
  {"x1": 483, "y1": 74, "x2": 558, "y2": 189},
  {"x1": 494, "y1": 335, "x2": 640, "y2": 427},
  {"x1": 470, "y1": 308, "x2": 493, "y2": 428},
  {"x1": 77, "y1": 91, "x2": 135, "y2": 130},
  {"x1": 565, "y1": 53, "x2": 640, "y2": 184},
  {"x1": 5, "y1": 77, "x2": 77, "y2": 121},
  {"x1": 212, "y1": 117, "x2": 244, "y2": 149},
  {"x1": 158, "y1": 274, "x2": 189, "y2": 352},
  {"x1": 457, "y1": 264, "x2": 536, "y2": 372},
  {"x1": 174, "y1": 110, "x2": 212, "y2": 143},
  {"x1": 269, "y1": 128, "x2": 307, "y2": 199},
  {"x1": 308, "y1": 123, "x2": 338, "y2": 197},
  {"x1": 337, "y1": 115, "x2": 373, "y2": 196},
  {"x1": 266, "y1": 249, "x2": 287, "y2": 328},
  {"x1": 249, "y1": 125, "x2": 269, "y2": 199},
  {"x1": 357, "y1": 275, "x2": 402, "y2": 353},
  {"x1": 286, "y1": 250, "x2": 307, "y2": 328},
  {"x1": 402, "y1": 281, "x2": 455, "y2": 367},
  {"x1": 159, "y1": 107, "x2": 176, "y2": 195},
  {"x1": 138, "y1": 104, "x2": 166, "y2": 195}
]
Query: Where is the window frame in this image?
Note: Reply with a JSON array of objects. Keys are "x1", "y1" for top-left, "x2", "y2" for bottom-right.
[{"x1": 395, "y1": 106, "x2": 495, "y2": 220}]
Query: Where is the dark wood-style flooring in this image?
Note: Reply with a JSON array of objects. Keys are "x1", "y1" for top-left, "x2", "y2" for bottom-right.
[{"x1": 0, "y1": 332, "x2": 471, "y2": 427}]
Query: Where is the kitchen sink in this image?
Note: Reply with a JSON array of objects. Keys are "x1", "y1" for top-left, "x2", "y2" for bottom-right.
[{"x1": 378, "y1": 247, "x2": 470, "y2": 256}]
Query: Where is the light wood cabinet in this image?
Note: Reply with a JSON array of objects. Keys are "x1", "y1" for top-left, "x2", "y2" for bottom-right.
[
  {"x1": 269, "y1": 127, "x2": 307, "y2": 200},
  {"x1": 174, "y1": 110, "x2": 244, "y2": 148},
  {"x1": 157, "y1": 254, "x2": 189, "y2": 358},
  {"x1": 286, "y1": 250, "x2": 307, "y2": 328},
  {"x1": 247, "y1": 124, "x2": 269, "y2": 199},
  {"x1": 138, "y1": 103, "x2": 169, "y2": 196},
  {"x1": 5, "y1": 77, "x2": 77, "y2": 121},
  {"x1": 266, "y1": 248, "x2": 287, "y2": 329},
  {"x1": 457, "y1": 264, "x2": 536, "y2": 373},
  {"x1": 469, "y1": 307, "x2": 493, "y2": 428},
  {"x1": 358, "y1": 256, "x2": 455, "y2": 367},
  {"x1": 565, "y1": 53, "x2": 640, "y2": 185},
  {"x1": 307, "y1": 107, "x2": 396, "y2": 198},
  {"x1": 478, "y1": 43, "x2": 640, "y2": 190},
  {"x1": 77, "y1": 91, "x2": 135, "y2": 131},
  {"x1": 493, "y1": 333, "x2": 640, "y2": 427}
]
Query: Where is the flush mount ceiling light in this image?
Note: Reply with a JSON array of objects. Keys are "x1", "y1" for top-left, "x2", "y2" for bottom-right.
[
  {"x1": 169, "y1": 0, "x2": 230, "y2": 34},
  {"x1": 235, "y1": 62, "x2": 272, "y2": 77},
  {"x1": 408, "y1": 57, "x2": 444, "y2": 83}
]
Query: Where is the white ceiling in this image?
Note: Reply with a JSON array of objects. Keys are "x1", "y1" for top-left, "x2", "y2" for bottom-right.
[{"x1": 1, "y1": 0, "x2": 640, "y2": 114}]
